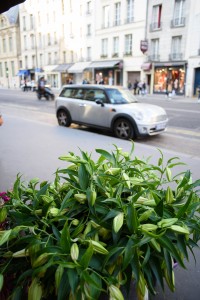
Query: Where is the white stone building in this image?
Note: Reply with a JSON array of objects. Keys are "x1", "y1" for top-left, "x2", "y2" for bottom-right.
[
  {"x1": 145, "y1": 0, "x2": 200, "y2": 97},
  {"x1": 0, "y1": 6, "x2": 21, "y2": 88}
]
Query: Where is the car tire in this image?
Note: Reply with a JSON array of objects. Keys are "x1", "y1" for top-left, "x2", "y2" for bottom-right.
[
  {"x1": 57, "y1": 109, "x2": 71, "y2": 127},
  {"x1": 113, "y1": 118, "x2": 135, "y2": 140}
]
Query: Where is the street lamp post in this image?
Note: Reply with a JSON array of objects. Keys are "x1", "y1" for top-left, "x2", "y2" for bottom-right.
[{"x1": 6, "y1": 68, "x2": 10, "y2": 88}]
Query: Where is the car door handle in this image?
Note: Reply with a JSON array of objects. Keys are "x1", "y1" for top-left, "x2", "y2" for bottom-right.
[{"x1": 79, "y1": 104, "x2": 86, "y2": 107}]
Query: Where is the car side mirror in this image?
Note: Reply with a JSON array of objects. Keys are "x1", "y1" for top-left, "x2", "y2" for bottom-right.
[{"x1": 95, "y1": 99, "x2": 104, "y2": 107}]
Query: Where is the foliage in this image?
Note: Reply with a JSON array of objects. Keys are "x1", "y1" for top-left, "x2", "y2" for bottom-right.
[{"x1": 0, "y1": 144, "x2": 200, "y2": 300}]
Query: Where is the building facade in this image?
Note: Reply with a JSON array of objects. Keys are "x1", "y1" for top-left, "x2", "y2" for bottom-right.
[
  {"x1": 0, "y1": 6, "x2": 21, "y2": 88},
  {"x1": 0, "y1": 0, "x2": 199, "y2": 96}
]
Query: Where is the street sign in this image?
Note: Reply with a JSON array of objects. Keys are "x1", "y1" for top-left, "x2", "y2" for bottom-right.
[{"x1": 140, "y1": 40, "x2": 148, "y2": 54}]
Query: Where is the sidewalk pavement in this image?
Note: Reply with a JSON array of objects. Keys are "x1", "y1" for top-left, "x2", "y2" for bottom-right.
[{"x1": 139, "y1": 93, "x2": 200, "y2": 104}]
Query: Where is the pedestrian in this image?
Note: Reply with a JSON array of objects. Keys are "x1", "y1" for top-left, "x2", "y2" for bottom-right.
[
  {"x1": 128, "y1": 81, "x2": 132, "y2": 90},
  {"x1": 24, "y1": 78, "x2": 28, "y2": 92},
  {"x1": 133, "y1": 80, "x2": 138, "y2": 95},
  {"x1": 197, "y1": 85, "x2": 200, "y2": 103},
  {"x1": 0, "y1": 112, "x2": 3, "y2": 126},
  {"x1": 137, "y1": 81, "x2": 143, "y2": 95},
  {"x1": 142, "y1": 82, "x2": 146, "y2": 95}
]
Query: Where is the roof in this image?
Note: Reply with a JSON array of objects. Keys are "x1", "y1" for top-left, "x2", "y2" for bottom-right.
[{"x1": 3, "y1": 5, "x2": 19, "y2": 24}]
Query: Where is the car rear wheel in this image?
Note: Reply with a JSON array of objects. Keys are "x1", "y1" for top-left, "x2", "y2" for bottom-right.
[
  {"x1": 113, "y1": 118, "x2": 135, "y2": 140},
  {"x1": 57, "y1": 110, "x2": 71, "y2": 127}
]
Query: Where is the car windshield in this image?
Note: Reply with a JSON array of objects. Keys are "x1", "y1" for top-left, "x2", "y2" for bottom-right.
[{"x1": 106, "y1": 88, "x2": 138, "y2": 104}]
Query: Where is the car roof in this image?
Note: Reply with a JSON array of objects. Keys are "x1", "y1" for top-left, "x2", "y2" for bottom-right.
[{"x1": 61, "y1": 84, "x2": 125, "y2": 90}]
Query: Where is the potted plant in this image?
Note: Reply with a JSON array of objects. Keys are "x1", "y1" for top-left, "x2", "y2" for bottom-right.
[{"x1": 0, "y1": 144, "x2": 200, "y2": 300}]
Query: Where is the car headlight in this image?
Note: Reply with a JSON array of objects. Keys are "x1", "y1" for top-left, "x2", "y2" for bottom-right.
[{"x1": 133, "y1": 111, "x2": 143, "y2": 121}]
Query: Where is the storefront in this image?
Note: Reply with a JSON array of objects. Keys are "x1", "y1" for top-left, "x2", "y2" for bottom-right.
[
  {"x1": 43, "y1": 65, "x2": 59, "y2": 88},
  {"x1": 153, "y1": 62, "x2": 187, "y2": 95},
  {"x1": 67, "y1": 62, "x2": 92, "y2": 84},
  {"x1": 52, "y1": 63, "x2": 73, "y2": 86},
  {"x1": 88, "y1": 60, "x2": 123, "y2": 86}
]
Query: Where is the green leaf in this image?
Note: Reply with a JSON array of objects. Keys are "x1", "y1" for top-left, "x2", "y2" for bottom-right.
[
  {"x1": 96, "y1": 149, "x2": 116, "y2": 166},
  {"x1": 177, "y1": 192, "x2": 193, "y2": 218},
  {"x1": 0, "y1": 273, "x2": 3, "y2": 291},
  {"x1": 57, "y1": 270, "x2": 70, "y2": 300},
  {"x1": 163, "y1": 248, "x2": 173, "y2": 282},
  {"x1": 149, "y1": 257, "x2": 164, "y2": 290},
  {"x1": 78, "y1": 164, "x2": 89, "y2": 190},
  {"x1": 82, "y1": 270, "x2": 101, "y2": 290},
  {"x1": 80, "y1": 243, "x2": 94, "y2": 269},
  {"x1": 123, "y1": 239, "x2": 134, "y2": 270},
  {"x1": 178, "y1": 170, "x2": 191, "y2": 189},
  {"x1": 130, "y1": 248, "x2": 140, "y2": 282},
  {"x1": 67, "y1": 269, "x2": 79, "y2": 294},
  {"x1": 0, "y1": 229, "x2": 12, "y2": 246},
  {"x1": 60, "y1": 221, "x2": 71, "y2": 252},
  {"x1": 11, "y1": 286, "x2": 23, "y2": 300},
  {"x1": 126, "y1": 204, "x2": 139, "y2": 233},
  {"x1": 60, "y1": 189, "x2": 74, "y2": 210}
]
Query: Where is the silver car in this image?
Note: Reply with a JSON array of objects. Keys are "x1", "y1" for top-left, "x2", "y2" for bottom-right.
[{"x1": 55, "y1": 85, "x2": 168, "y2": 140}]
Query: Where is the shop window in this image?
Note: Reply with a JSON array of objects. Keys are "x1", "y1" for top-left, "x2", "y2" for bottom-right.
[
  {"x1": 150, "y1": 4, "x2": 162, "y2": 31},
  {"x1": 154, "y1": 67, "x2": 185, "y2": 94}
]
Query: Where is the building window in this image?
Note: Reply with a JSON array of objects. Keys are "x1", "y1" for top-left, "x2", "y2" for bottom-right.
[
  {"x1": 87, "y1": 47, "x2": 91, "y2": 60},
  {"x1": 115, "y1": 2, "x2": 121, "y2": 26},
  {"x1": 38, "y1": 33, "x2": 42, "y2": 48},
  {"x1": 150, "y1": 39, "x2": 160, "y2": 61},
  {"x1": 172, "y1": 0, "x2": 185, "y2": 26},
  {"x1": 70, "y1": 50, "x2": 74, "y2": 62},
  {"x1": 32, "y1": 55, "x2": 35, "y2": 67},
  {"x1": 11, "y1": 61, "x2": 16, "y2": 76},
  {"x1": 30, "y1": 14, "x2": 34, "y2": 30},
  {"x1": 25, "y1": 56, "x2": 28, "y2": 68},
  {"x1": 48, "y1": 33, "x2": 51, "y2": 45},
  {"x1": 30, "y1": 34, "x2": 35, "y2": 49},
  {"x1": 101, "y1": 38, "x2": 108, "y2": 57},
  {"x1": 4, "y1": 62, "x2": 8, "y2": 75},
  {"x1": 48, "y1": 52, "x2": 52, "y2": 64},
  {"x1": 9, "y1": 36, "x2": 13, "y2": 52},
  {"x1": 63, "y1": 51, "x2": 66, "y2": 62},
  {"x1": 23, "y1": 16, "x2": 26, "y2": 30},
  {"x1": 124, "y1": 34, "x2": 132, "y2": 55},
  {"x1": 171, "y1": 36, "x2": 182, "y2": 60},
  {"x1": 0, "y1": 63, "x2": 3, "y2": 77},
  {"x1": 154, "y1": 67, "x2": 185, "y2": 94},
  {"x1": 40, "y1": 53, "x2": 43, "y2": 66},
  {"x1": 151, "y1": 4, "x2": 162, "y2": 31},
  {"x1": 103, "y1": 5, "x2": 110, "y2": 28},
  {"x1": 87, "y1": 24, "x2": 91, "y2": 36},
  {"x1": 54, "y1": 52, "x2": 58, "y2": 64},
  {"x1": 24, "y1": 35, "x2": 27, "y2": 50},
  {"x1": 54, "y1": 32, "x2": 57, "y2": 44},
  {"x1": 113, "y1": 37, "x2": 119, "y2": 57},
  {"x1": 3, "y1": 38, "x2": 6, "y2": 52},
  {"x1": 86, "y1": 1, "x2": 91, "y2": 14},
  {"x1": 126, "y1": 0, "x2": 134, "y2": 23}
]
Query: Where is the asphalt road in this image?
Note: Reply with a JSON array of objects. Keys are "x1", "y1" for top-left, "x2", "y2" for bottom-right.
[{"x1": 0, "y1": 88, "x2": 200, "y2": 300}]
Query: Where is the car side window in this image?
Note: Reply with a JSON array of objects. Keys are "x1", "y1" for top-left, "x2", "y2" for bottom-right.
[
  {"x1": 60, "y1": 88, "x2": 72, "y2": 98},
  {"x1": 95, "y1": 90, "x2": 107, "y2": 103},
  {"x1": 84, "y1": 89, "x2": 96, "y2": 102},
  {"x1": 73, "y1": 89, "x2": 85, "y2": 99}
]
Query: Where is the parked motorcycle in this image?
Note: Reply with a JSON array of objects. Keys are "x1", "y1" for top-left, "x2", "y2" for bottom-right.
[{"x1": 36, "y1": 86, "x2": 55, "y2": 101}]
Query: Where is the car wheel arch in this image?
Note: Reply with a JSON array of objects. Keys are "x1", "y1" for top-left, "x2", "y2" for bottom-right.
[{"x1": 111, "y1": 114, "x2": 139, "y2": 136}]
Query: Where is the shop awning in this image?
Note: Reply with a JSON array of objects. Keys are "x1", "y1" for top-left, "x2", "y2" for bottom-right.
[
  {"x1": 43, "y1": 65, "x2": 58, "y2": 72},
  {"x1": 35, "y1": 68, "x2": 44, "y2": 73},
  {"x1": 17, "y1": 69, "x2": 29, "y2": 76},
  {"x1": 88, "y1": 60, "x2": 122, "y2": 69},
  {"x1": 154, "y1": 61, "x2": 187, "y2": 67},
  {"x1": 52, "y1": 64, "x2": 73, "y2": 72},
  {"x1": 68, "y1": 62, "x2": 91, "y2": 73},
  {"x1": 141, "y1": 63, "x2": 152, "y2": 71}
]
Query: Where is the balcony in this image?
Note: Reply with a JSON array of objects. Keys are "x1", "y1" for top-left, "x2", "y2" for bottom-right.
[
  {"x1": 149, "y1": 22, "x2": 162, "y2": 32},
  {"x1": 171, "y1": 17, "x2": 185, "y2": 28},
  {"x1": 169, "y1": 53, "x2": 183, "y2": 60},
  {"x1": 100, "y1": 54, "x2": 108, "y2": 59},
  {"x1": 148, "y1": 54, "x2": 160, "y2": 61},
  {"x1": 125, "y1": 17, "x2": 134, "y2": 24},
  {"x1": 123, "y1": 51, "x2": 132, "y2": 57},
  {"x1": 112, "y1": 53, "x2": 119, "y2": 58}
]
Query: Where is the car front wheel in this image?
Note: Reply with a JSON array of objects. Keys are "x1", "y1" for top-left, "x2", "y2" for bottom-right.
[
  {"x1": 57, "y1": 110, "x2": 71, "y2": 127},
  {"x1": 113, "y1": 118, "x2": 135, "y2": 140}
]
